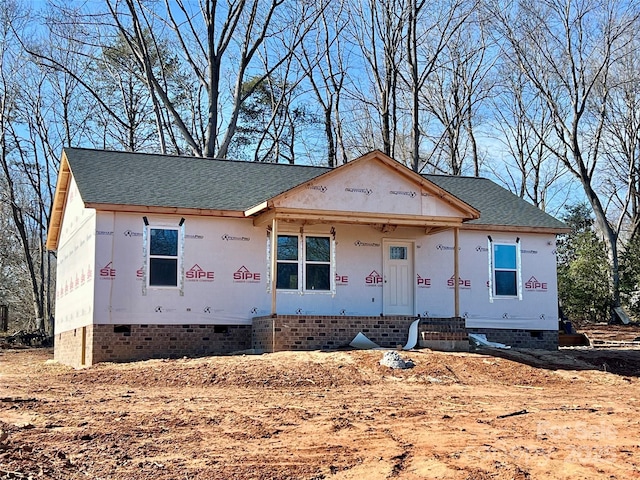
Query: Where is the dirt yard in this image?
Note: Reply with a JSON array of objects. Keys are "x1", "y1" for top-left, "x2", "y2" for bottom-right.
[{"x1": 1, "y1": 325, "x2": 640, "y2": 480}]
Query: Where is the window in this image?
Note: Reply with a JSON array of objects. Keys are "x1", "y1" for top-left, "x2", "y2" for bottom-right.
[
  {"x1": 277, "y1": 235, "x2": 298, "y2": 290},
  {"x1": 276, "y1": 234, "x2": 331, "y2": 291},
  {"x1": 492, "y1": 243, "x2": 518, "y2": 296},
  {"x1": 149, "y1": 228, "x2": 179, "y2": 287},
  {"x1": 389, "y1": 246, "x2": 407, "y2": 260},
  {"x1": 305, "y1": 236, "x2": 330, "y2": 290}
]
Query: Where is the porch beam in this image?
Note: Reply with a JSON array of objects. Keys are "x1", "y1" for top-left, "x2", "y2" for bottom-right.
[
  {"x1": 252, "y1": 207, "x2": 465, "y2": 228},
  {"x1": 253, "y1": 209, "x2": 276, "y2": 227}
]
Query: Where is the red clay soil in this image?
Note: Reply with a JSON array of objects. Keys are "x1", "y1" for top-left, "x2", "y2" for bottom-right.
[{"x1": 1, "y1": 324, "x2": 640, "y2": 479}]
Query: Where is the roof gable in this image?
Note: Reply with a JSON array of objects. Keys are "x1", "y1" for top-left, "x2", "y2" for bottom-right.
[{"x1": 262, "y1": 151, "x2": 479, "y2": 220}]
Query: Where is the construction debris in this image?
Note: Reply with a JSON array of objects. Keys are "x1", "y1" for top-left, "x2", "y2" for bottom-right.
[
  {"x1": 614, "y1": 307, "x2": 631, "y2": 325},
  {"x1": 349, "y1": 332, "x2": 380, "y2": 349},
  {"x1": 469, "y1": 333, "x2": 511, "y2": 349},
  {"x1": 2, "y1": 330, "x2": 52, "y2": 347},
  {"x1": 402, "y1": 319, "x2": 420, "y2": 350},
  {"x1": 379, "y1": 351, "x2": 415, "y2": 369},
  {"x1": 497, "y1": 409, "x2": 528, "y2": 419}
]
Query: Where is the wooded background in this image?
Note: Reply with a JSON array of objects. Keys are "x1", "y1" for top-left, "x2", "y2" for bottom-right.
[{"x1": 2, "y1": 0, "x2": 639, "y2": 331}]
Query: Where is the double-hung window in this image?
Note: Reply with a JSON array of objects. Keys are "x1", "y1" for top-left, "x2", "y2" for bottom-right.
[
  {"x1": 305, "y1": 236, "x2": 330, "y2": 290},
  {"x1": 492, "y1": 243, "x2": 518, "y2": 297},
  {"x1": 276, "y1": 235, "x2": 299, "y2": 290},
  {"x1": 149, "y1": 228, "x2": 179, "y2": 287},
  {"x1": 276, "y1": 234, "x2": 331, "y2": 291}
]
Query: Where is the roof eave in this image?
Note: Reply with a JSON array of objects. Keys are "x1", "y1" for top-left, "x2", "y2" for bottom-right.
[
  {"x1": 84, "y1": 202, "x2": 246, "y2": 218},
  {"x1": 46, "y1": 151, "x2": 72, "y2": 251},
  {"x1": 244, "y1": 201, "x2": 269, "y2": 217},
  {"x1": 461, "y1": 223, "x2": 571, "y2": 234}
]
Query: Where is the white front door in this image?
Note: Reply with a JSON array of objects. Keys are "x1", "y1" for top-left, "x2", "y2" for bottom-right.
[{"x1": 383, "y1": 240, "x2": 414, "y2": 315}]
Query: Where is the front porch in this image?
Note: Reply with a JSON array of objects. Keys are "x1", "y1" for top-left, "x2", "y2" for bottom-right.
[{"x1": 252, "y1": 315, "x2": 468, "y2": 353}]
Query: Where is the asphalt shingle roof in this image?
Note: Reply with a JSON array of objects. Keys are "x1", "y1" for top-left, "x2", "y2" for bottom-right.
[
  {"x1": 65, "y1": 147, "x2": 330, "y2": 211},
  {"x1": 63, "y1": 147, "x2": 566, "y2": 230},
  {"x1": 424, "y1": 175, "x2": 567, "y2": 229}
]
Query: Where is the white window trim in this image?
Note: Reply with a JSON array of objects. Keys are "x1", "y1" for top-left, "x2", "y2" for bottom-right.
[
  {"x1": 303, "y1": 234, "x2": 332, "y2": 292},
  {"x1": 276, "y1": 233, "x2": 334, "y2": 294},
  {"x1": 489, "y1": 240, "x2": 522, "y2": 300},
  {"x1": 146, "y1": 225, "x2": 182, "y2": 290},
  {"x1": 275, "y1": 234, "x2": 300, "y2": 291}
]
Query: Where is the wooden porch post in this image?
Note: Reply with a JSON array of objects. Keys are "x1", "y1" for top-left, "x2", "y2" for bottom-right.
[
  {"x1": 454, "y1": 227, "x2": 460, "y2": 318},
  {"x1": 270, "y1": 218, "x2": 278, "y2": 316}
]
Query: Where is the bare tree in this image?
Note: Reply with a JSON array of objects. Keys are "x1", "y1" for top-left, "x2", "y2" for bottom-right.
[
  {"x1": 0, "y1": 1, "x2": 52, "y2": 330},
  {"x1": 405, "y1": 0, "x2": 478, "y2": 172},
  {"x1": 299, "y1": 1, "x2": 350, "y2": 167},
  {"x1": 419, "y1": 18, "x2": 493, "y2": 176},
  {"x1": 489, "y1": 0, "x2": 640, "y2": 309},
  {"x1": 600, "y1": 33, "x2": 640, "y2": 241},
  {"x1": 346, "y1": 0, "x2": 407, "y2": 157},
  {"x1": 24, "y1": 1, "x2": 322, "y2": 160},
  {"x1": 490, "y1": 67, "x2": 570, "y2": 211},
  {"x1": 139, "y1": 0, "x2": 322, "y2": 159},
  {"x1": 0, "y1": 194, "x2": 34, "y2": 329}
]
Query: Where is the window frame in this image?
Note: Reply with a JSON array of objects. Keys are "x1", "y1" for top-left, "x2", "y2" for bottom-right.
[
  {"x1": 147, "y1": 226, "x2": 181, "y2": 289},
  {"x1": 276, "y1": 234, "x2": 300, "y2": 290},
  {"x1": 304, "y1": 235, "x2": 331, "y2": 291},
  {"x1": 490, "y1": 242, "x2": 520, "y2": 299},
  {"x1": 275, "y1": 233, "x2": 333, "y2": 292}
]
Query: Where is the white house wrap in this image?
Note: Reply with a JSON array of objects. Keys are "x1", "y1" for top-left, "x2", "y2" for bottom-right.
[{"x1": 47, "y1": 149, "x2": 568, "y2": 367}]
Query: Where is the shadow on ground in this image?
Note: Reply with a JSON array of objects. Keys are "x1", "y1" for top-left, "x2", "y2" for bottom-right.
[{"x1": 478, "y1": 346, "x2": 640, "y2": 377}]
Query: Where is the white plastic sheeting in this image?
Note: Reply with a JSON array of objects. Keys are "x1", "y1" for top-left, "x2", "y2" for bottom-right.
[
  {"x1": 402, "y1": 318, "x2": 420, "y2": 350},
  {"x1": 53, "y1": 164, "x2": 561, "y2": 335},
  {"x1": 349, "y1": 332, "x2": 381, "y2": 349}
]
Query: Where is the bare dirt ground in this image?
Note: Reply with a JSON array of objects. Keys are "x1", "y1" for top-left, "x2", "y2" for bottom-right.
[{"x1": 2, "y1": 325, "x2": 640, "y2": 480}]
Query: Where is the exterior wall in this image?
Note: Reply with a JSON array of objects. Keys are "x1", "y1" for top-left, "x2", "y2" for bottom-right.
[
  {"x1": 418, "y1": 230, "x2": 559, "y2": 331},
  {"x1": 274, "y1": 223, "x2": 385, "y2": 316},
  {"x1": 274, "y1": 226, "x2": 559, "y2": 333},
  {"x1": 467, "y1": 327, "x2": 558, "y2": 350},
  {"x1": 86, "y1": 211, "x2": 560, "y2": 332},
  {"x1": 252, "y1": 315, "x2": 416, "y2": 352},
  {"x1": 54, "y1": 175, "x2": 96, "y2": 335},
  {"x1": 55, "y1": 323, "x2": 251, "y2": 366},
  {"x1": 91, "y1": 324, "x2": 251, "y2": 364},
  {"x1": 92, "y1": 212, "x2": 270, "y2": 326}
]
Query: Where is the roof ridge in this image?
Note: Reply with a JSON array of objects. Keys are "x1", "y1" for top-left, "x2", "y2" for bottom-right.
[
  {"x1": 64, "y1": 146, "x2": 332, "y2": 170},
  {"x1": 423, "y1": 172, "x2": 491, "y2": 181}
]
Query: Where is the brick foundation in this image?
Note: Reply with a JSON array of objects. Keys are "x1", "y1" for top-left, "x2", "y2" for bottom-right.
[
  {"x1": 252, "y1": 315, "x2": 417, "y2": 352},
  {"x1": 55, "y1": 324, "x2": 251, "y2": 367},
  {"x1": 54, "y1": 325, "x2": 94, "y2": 368},
  {"x1": 54, "y1": 319, "x2": 558, "y2": 367},
  {"x1": 419, "y1": 317, "x2": 467, "y2": 341},
  {"x1": 467, "y1": 328, "x2": 558, "y2": 350},
  {"x1": 419, "y1": 317, "x2": 468, "y2": 351}
]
